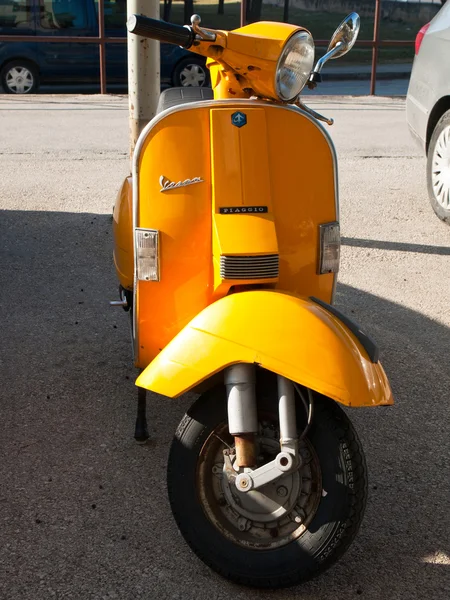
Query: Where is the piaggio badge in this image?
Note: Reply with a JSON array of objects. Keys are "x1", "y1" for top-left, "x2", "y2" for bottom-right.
[
  {"x1": 231, "y1": 112, "x2": 247, "y2": 128},
  {"x1": 220, "y1": 206, "x2": 268, "y2": 214}
]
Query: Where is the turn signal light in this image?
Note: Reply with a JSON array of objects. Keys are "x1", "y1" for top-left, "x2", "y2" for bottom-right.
[
  {"x1": 319, "y1": 222, "x2": 340, "y2": 274},
  {"x1": 135, "y1": 228, "x2": 160, "y2": 281}
]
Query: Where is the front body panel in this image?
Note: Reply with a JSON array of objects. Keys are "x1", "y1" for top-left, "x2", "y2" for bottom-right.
[
  {"x1": 131, "y1": 100, "x2": 337, "y2": 368},
  {"x1": 136, "y1": 106, "x2": 213, "y2": 365}
]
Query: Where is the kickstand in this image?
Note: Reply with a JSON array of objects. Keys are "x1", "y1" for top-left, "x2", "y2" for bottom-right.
[{"x1": 134, "y1": 386, "x2": 149, "y2": 443}]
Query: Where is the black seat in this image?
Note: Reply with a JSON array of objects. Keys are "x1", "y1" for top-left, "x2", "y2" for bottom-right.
[{"x1": 157, "y1": 87, "x2": 214, "y2": 114}]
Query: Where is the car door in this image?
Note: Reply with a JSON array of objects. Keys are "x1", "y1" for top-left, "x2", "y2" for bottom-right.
[
  {"x1": 35, "y1": 0, "x2": 99, "y2": 82},
  {"x1": 0, "y1": 0, "x2": 37, "y2": 75}
]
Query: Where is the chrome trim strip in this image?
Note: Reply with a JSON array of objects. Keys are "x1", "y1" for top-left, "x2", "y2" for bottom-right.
[{"x1": 132, "y1": 99, "x2": 340, "y2": 357}]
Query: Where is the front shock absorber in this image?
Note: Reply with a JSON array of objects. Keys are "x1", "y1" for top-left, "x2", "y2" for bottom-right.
[{"x1": 224, "y1": 364, "x2": 258, "y2": 468}]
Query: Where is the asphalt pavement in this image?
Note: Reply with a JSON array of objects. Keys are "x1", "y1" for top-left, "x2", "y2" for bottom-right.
[{"x1": 0, "y1": 94, "x2": 449, "y2": 600}]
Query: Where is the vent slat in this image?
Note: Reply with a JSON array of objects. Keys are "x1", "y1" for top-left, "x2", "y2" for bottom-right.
[{"x1": 220, "y1": 254, "x2": 279, "y2": 280}]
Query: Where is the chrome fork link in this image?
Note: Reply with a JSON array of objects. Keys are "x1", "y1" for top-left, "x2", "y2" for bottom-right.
[
  {"x1": 233, "y1": 375, "x2": 301, "y2": 493},
  {"x1": 225, "y1": 364, "x2": 258, "y2": 468}
]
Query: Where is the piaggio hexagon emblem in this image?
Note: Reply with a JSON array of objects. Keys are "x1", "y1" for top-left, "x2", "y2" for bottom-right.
[{"x1": 231, "y1": 111, "x2": 247, "y2": 128}]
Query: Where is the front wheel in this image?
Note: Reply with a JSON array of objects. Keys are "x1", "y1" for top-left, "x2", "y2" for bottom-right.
[{"x1": 167, "y1": 382, "x2": 367, "y2": 588}]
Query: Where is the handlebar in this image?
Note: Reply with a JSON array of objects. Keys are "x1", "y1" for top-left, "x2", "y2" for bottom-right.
[{"x1": 127, "y1": 15, "x2": 195, "y2": 49}]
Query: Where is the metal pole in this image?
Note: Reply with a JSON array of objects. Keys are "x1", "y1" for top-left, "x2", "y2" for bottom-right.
[
  {"x1": 240, "y1": 0, "x2": 247, "y2": 27},
  {"x1": 127, "y1": 0, "x2": 161, "y2": 158},
  {"x1": 283, "y1": 0, "x2": 289, "y2": 23},
  {"x1": 370, "y1": 0, "x2": 382, "y2": 96},
  {"x1": 98, "y1": 0, "x2": 106, "y2": 94}
]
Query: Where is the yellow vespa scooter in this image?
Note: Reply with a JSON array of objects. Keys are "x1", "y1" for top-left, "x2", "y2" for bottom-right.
[{"x1": 112, "y1": 12, "x2": 393, "y2": 588}]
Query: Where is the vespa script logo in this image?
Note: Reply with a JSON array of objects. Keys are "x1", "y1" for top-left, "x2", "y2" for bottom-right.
[{"x1": 159, "y1": 175, "x2": 204, "y2": 193}]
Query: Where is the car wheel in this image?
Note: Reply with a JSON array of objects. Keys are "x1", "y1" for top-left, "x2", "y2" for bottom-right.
[
  {"x1": 427, "y1": 109, "x2": 450, "y2": 224},
  {"x1": 1, "y1": 60, "x2": 39, "y2": 94},
  {"x1": 172, "y1": 57, "x2": 209, "y2": 88}
]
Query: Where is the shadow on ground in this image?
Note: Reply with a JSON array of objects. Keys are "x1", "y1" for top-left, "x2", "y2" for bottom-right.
[{"x1": 0, "y1": 209, "x2": 448, "y2": 599}]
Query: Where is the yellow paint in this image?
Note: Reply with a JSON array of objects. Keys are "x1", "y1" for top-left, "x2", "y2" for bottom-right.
[
  {"x1": 127, "y1": 101, "x2": 338, "y2": 368},
  {"x1": 137, "y1": 290, "x2": 394, "y2": 408},
  {"x1": 112, "y1": 176, "x2": 133, "y2": 291},
  {"x1": 189, "y1": 22, "x2": 311, "y2": 100},
  {"x1": 210, "y1": 107, "x2": 278, "y2": 292},
  {"x1": 135, "y1": 108, "x2": 214, "y2": 365},
  {"x1": 113, "y1": 19, "x2": 394, "y2": 411}
]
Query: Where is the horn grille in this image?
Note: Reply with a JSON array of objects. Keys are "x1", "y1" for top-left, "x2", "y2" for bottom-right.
[{"x1": 220, "y1": 254, "x2": 279, "y2": 280}]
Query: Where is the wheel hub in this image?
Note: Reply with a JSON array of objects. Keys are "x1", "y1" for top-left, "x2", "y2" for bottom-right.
[
  {"x1": 198, "y1": 422, "x2": 322, "y2": 549},
  {"x1": 221, "y1": 438, "x2": 300, "y2": 523},
  {"x1": 180, "y1": 64, "x2": 205, "y2": 87},
  {"x1": 6, "y1": 67, "x2": 33, "y2": 94}
]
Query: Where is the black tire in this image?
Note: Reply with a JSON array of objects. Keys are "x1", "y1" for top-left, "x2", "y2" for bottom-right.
[
  {"x1": 167, "y1": 373, "x2": 367, "y2": 588},
  {"x1": 172, "y1": 56, "x2": 209, "y2": 88},
  {"x1": 1, "y1": 59, "x2": 39, "y2": 94},
  {"x1": 427, "y1": 109, "x2": 450, "y2": 225}
]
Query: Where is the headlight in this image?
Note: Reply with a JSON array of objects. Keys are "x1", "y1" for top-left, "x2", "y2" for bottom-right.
[{"x1": 275, "y1": 30, "x2": 315, "y2": 102}]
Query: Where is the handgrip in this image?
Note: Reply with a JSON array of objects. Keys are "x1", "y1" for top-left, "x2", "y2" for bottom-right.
[{"x1": 127, "y1": 14, "x2": 195, "y2": 49}]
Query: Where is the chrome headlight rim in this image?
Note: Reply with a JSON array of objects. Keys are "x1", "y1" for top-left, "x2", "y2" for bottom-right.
[{"x1": 275, "y1": 30, "x2": 315, "y2": 102}]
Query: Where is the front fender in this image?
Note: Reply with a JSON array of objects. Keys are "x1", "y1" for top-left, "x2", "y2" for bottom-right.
[{"x1": 136, "y1": 290, "x2": 394, "y2": 407}]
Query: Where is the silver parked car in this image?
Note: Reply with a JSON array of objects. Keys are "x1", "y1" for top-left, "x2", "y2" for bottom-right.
[{"x1": 406, "y1": 1, "x2": 450, "y2": 224}]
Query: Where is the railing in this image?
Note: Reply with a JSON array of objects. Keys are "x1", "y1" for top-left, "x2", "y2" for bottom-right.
[
  {"x1": 0, "y1": 0, "x2": 417, "y2": 95},
  {"x1": 0, "y1": 0, "x2": 126, "y2": 94}
]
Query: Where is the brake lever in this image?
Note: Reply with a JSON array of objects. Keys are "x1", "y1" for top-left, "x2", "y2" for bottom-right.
[{"x1": 295, "y1": 98, "x2": 334, "y2": 126}]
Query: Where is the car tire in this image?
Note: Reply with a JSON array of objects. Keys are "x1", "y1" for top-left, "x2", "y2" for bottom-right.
[
  {"x1": 172, "y1": 57, "x2": 209, "y2": 88},
  {"x1": 427, "y1": 109, "x2": 450, "y2": 225},
  {"x1": 1, "y1": 60, "x2": 39, "y2": 94}
]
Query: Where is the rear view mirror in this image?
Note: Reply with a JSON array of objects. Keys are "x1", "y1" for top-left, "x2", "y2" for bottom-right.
[
  {"x1": 327, "y1": 12, "x2": 361, "y2": 59},
  {"x1": 309, "y1": 12, "x2": 360, "y2": 85}
]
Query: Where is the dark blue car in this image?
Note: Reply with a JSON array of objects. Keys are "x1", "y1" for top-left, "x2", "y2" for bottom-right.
[{"x1": 0, "y1": 0, "x2": 209, "y2": 93}]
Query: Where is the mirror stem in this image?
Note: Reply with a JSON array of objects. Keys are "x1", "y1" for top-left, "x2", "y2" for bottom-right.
[{"x1": 311, "y1": 41, "x2": 344, "y2": 77}]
